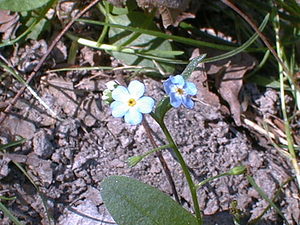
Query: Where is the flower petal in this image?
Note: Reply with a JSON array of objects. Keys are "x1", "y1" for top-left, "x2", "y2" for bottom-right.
[
  {"x1": 106, "y1": 80, "x2": 118, "y2": 90},
  {"x1": 171, "y1": 75, "x2": 185, "y2": 87},
  {"x1": 128, "y1": 80, "x2": 145, "y2": 99},
  {"x1": 112, "y1": 86, "x2": 130, "y2": 102},
  {"x1": 124, "y1": 108, "x2": 143, "y2": 125},
  {"x1": 111, "y1": 101, "x2": 129, "y2": 118},
  {"x1": 184, "y1": 82, "x2": 197, "y2": 96},
  {"x1": 163, "y1": 78, "x2": 174, "y2": 95},
  {"x1": 169, "y1": 92, "x2": 182, "y2": 108},
  {"x1": 182, "y1": 96, "x2": 194, "y2": 109},
  {"x1": 136, "y1": 96, "x2": 155, "y2": 113}
]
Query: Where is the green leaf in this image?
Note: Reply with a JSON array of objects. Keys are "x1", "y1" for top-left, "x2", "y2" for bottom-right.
[
  {"x1": 248, "y1": 74, "x2": 291, "y2": 90},
  {"x1": 104, "y1": 3, "x2": 176, "y2": 74},
  {"x1": 0, "y1": 202, "x2": 24, "y2": 225},
  {"x1": 246, "y1": 175, "x2": 288, "y2": 223},
  {"x1": 77, "y1": 19, "x2": 236, "y2": 51},
  {"x1": 25, "y1": 17, "x2": 49, "y2": 40},
  {"x1": 101, "y1": 176, "x2": 198, "y2": 225},
  {"x1": 0, "y1": 137, "x2": 26, "y2": 151},
  {"x1": 202, "y1": 13, "x2": 270, "y2": 64},
  {"x1": 152, "y1": 97, "x2": 172, "y2": 124},
  {"x1": 181, "y1": 54, "x2": 206, "y2": 80},
  {"x1": 0, "y1": 0, "x2": 51, "y2": 12},
  {"x1": 0, "y1": 0, "x2": 55, "y2": 48}
]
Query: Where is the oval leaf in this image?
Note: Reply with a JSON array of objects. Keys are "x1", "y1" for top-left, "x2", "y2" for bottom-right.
[
  {"x1": 153, "y1": 97, "x2": 172, "y2": 124},
  {"x1": 182, "y1": 54, "x2": 206, "y2": 80},
  {"x1": 101, "y1": 176, "x2": 198, "y2": 225},
  {"x1": 107, "y1": 3, "x2": 176, "y2": 74},
  {"x1": 0, "y1": 0, "x2": 51, "y2": 12}
]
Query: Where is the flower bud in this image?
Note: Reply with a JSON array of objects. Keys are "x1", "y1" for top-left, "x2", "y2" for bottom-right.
[
  {"x1": 127, "y1": 155, "x2": 143, "y2": 167},
  {"x1": 102, "y1": 89, "x2": 114, "y2": 104},
  {"x1": 228, "y1": 165, "x2": 247, "y2": 175}
]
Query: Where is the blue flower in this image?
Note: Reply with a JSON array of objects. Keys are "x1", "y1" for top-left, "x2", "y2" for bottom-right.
[
  {"x1": 110, "y1": 80, "x2": 155, "y2": 125},
  {"x1": 163, "y1": 75, "x2": 197, "y2": 109}
]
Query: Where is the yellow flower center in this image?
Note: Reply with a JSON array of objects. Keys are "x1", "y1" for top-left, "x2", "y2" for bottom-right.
[
  {"x1": 176, "y1": 87, "x2": 184, "y2": 95},
  {"x1": 128, "y1": 98, "x2": 137, "y2": 107}
]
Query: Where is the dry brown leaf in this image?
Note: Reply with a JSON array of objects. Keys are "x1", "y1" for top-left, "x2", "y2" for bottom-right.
[
  {"x1": 205, "y1": 50, "x2": 256, "y2": 125},
  {"x1": 108, "y1": 0, "x2": 193, "y2": 28},
  {"x1": 136, "y1": 0, "x2": 190, "y2": 9},
  {"x1": 137, "y1": 0, "x2": 192, "y2": 28},
  {"x1": 107, "y1": 0, "x2": 127, "y2": 7},
  {"x1": 0, "y1": 10, "x2": 19, "y2": 40},
  {"x1": 189, "y1": 48, "x2": 221, "y2": 109},
  {"x1": 218, "y1": 64, "x2": 248, "y2": 126},
  {"x1": 158, "y1": 7, "x2": 195, "y2": 28}
]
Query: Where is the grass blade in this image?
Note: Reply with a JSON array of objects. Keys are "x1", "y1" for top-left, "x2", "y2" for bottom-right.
[
  {"x1": 0, "y1": 61, "x2": 62, "y2": 121},
  {"x1": 0, "y1": 0, "x2": 57, "y2": 48},
  {"x1": 246, "y1": 175, "x2": 289, "y2": 224},
  {"x1": 76, "y1": 18, "x2": 237, "y2": 51},
  {"x1": 203, "y1": 13, "x2": 269, "y2": 63},
  {"x1": 0, "y1": 138, "x2": 26, "y2": 151},
  {"x1": 0, "y1": 202, "x2": 24, "y2": 225}
]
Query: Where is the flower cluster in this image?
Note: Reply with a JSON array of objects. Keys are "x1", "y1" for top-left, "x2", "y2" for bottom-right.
[{"x1": 104, "y1": 75, "x2": 197, "y2": 125}]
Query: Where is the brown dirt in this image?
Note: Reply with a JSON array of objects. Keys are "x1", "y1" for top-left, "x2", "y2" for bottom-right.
[{"x1": 0, "y1": 2, "x2": 299, "y2": 225}]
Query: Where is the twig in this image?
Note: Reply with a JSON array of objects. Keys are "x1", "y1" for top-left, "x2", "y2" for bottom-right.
[
  {"x1": 142, "y1": 119, "x2": 180, "y2": 204},
  {"x1": 0, "y1": 0, "x2": 101, "y2": 125}
]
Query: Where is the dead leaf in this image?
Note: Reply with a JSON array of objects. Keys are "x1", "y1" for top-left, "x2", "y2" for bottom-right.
[
  {"x1": 107, "y1": 0, "x2": 126, "y2": 7},
  {"x1": 0, "y1": 10, "x2": 20, "y2": 40},
  {"x1": 107, "y1": 0, "x2": 194, "y2": 28},
  {"x1": 189, "y1": 48, "x2": 221, "y2": 109},
  {"x1": 205, "y1": 50, "x2": 256, "y2": 125},
  {"x1": 136, "y1": 0, "x2": 190, "y2": 9},
  {"x1": 137, "y1": 0, "x2": 192, "y2": 28},
  {"x1": 159, "y1": 7, "x2": 195, "y2": 28},
  {"x1": 218, "y1": 64, "x2": 247, "y2": 126}
]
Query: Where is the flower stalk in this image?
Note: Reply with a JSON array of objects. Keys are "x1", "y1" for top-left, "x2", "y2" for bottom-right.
[
  {"x1": 195, "y1": 165, "x2": 246, "y2": 190},
  {"x1": 127, "y1": 144, "x2": 171, "y2": 167},
  {"x1": 274, "y1": 9, "x2": 300, "y2": 189},
  {"x1": 154, "y1": 116, "x2": 203, "y2": 225}
]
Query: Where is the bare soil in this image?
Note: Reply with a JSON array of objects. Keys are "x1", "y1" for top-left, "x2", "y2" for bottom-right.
[{"x1": 0, "y1": 2, "x2": 300, "y2": 225}]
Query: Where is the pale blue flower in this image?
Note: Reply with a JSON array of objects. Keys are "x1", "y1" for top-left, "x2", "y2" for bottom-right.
[
  {"x1": 110, "y1": 80, "x2": 155, "y2": 125},
  {"x1": 163, "y1": 75, "x2": 197, "y2": 109}
]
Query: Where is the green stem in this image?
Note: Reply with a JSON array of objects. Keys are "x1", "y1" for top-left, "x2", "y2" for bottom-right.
[
  {"x1": 158, "y1": 120, "x2": 202, "y2": 225},
  {"x1": 127, "y1": 144, "x2": 171, "y2": 167},
  {"x1": 195, "y1": 165, "x2": 246, "y2": 190},
  {"x1": 246, "y1": 174, "x2": 289, "y2": 223},
  {"x1": 274, "y1": 5, "x2": 300, "y2": 189},
  {"x1": 96, "y1": 2, "x2": 109, "y2": 46},
  {"x1": 142, "y1": 144, "x2": 171, "y2": 158},
  {"x1": 0, "y1": 202, "x2": 24, "y2": 225},
  {"x1": 195, "y1": 173, "x2": 230, "y2": 190}
]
